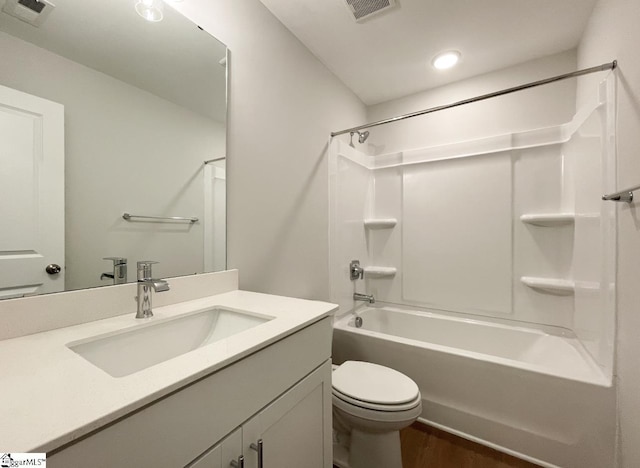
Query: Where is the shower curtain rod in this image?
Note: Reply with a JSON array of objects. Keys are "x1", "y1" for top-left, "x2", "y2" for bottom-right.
[
  {"x1": 204, "y1": 156, "x2": 226, "y2": 164},
  {"x1": 330, "y1": 60, "x2": 617, "y2": 137}
]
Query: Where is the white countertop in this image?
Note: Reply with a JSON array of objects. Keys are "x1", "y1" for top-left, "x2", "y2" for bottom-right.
[{"x1": 0, "y1": 290, "x2": 337, "y2": 453}]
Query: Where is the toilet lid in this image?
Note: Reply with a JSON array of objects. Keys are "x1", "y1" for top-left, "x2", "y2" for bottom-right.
[{"x1": 332, "y1": 361, "x2": 419, "y2": 405}]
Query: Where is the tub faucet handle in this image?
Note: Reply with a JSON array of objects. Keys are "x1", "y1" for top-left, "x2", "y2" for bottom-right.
[{"x1": 350, "y1": 260, "x2": 364, "y2": 280}]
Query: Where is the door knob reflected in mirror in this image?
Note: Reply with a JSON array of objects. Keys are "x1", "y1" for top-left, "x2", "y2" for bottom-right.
[{"x1": 45, "y1": 264, "x2": 62, "y2": 275}]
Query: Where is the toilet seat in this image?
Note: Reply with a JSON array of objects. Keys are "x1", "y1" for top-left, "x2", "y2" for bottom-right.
[
  {"x1": 332, "y1": 361, "x2": 421, "y2": 412},
  {"x1": 332, "y1": 387, "x2": 421, "y2": 412}
]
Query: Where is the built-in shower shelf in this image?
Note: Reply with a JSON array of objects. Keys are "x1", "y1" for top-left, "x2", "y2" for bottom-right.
[
  {"x1": 521, "y1": 276, "x2": 575, "y2": 296},
  {"x1": 364, "y1": 218, "x2": 398, "y2": 229},
  {"x1": 520, "y1": 213, "x2": 575, "y2": 227},
  {"x1": 365, "y1": 267, "x2": 397, "y2": 278}
]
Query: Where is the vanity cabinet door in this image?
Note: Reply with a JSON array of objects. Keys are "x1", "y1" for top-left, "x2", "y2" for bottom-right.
[
  {"x1": 242, "y1": 360, "x2": 332, "y2": 468},
  {"x1": 188, "y1": 428, "x2": 242, "y2": 468}
]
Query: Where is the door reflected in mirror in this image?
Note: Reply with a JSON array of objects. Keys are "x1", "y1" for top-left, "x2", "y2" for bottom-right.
[{"x1": 0, "y1": 0, "x2": 227, "y2": 299}]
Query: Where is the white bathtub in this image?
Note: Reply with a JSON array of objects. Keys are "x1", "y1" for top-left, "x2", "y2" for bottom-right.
[{"x1": 332, "y1": 304, "x2": 616, "y2": 468}]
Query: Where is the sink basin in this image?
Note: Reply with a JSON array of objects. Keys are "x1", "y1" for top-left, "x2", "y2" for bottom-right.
[{"x1": 67, "y1": 307, "x2": 272, "y2": 377}]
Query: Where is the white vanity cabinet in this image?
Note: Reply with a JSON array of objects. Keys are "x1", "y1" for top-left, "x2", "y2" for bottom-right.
[
  {"x1": 189, "y1": 362, "x2": 330, "y2": 468},
  {"x1": 189, "y1": 429, "x2": 242, "y2": 468},
  {"x1": 48, "y1": 317, "x2": 333, "y2": 468},
  {"x1": 241, "y1": 362, "x2": 329, "y2": 468}
]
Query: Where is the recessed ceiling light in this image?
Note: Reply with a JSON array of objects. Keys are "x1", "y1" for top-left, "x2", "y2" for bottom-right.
[
  {"x1": 135, "y1": 0, "x2": 164, "y2": 22},
  {"x1": 432, "y1": 51, "x2": 461, "y2": 70}
]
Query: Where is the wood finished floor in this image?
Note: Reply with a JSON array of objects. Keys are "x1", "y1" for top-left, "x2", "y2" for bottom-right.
[
  {"x1": 400, "y1": 422, "x2": 540, "y2": 468},
  {"x1": 334, "y1": 422, "x2": 541, "y2": 468}
]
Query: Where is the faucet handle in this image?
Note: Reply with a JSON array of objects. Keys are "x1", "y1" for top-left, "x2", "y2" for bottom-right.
[
  {"x1": 102, "y1": 257, "x2": 127, "y2": 284},
  {"x1": 350, "y1": 260, "x2": 364, "y2": 280},
  {"x1": 103, "y1": 257, "x2": 127, "y2": 265},
  {"x1": 137, "y1": 260, "x2": 158, "y2": 280}
]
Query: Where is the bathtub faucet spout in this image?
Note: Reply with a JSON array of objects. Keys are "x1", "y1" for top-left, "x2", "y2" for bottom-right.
[{"x1": 354, "y1": 292, "x2": 375, "y2": 304}]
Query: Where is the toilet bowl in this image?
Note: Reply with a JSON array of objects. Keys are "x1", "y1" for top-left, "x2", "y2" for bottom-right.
[{"x1": 332, "y1": 361, "x2": 422, "y2": 468}]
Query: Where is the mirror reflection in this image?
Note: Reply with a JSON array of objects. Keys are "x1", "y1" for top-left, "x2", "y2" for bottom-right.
[{"x1": 0, "y1": 0, "x2": 227, "y2": 299}]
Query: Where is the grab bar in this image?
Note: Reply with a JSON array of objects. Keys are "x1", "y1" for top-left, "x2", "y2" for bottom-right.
[
  {"x1": 602, "y1": 184, "x2": 640, "y2": 203},
  {"x1": 122, "y1": 213, "x2": 199, "y2": 223}
]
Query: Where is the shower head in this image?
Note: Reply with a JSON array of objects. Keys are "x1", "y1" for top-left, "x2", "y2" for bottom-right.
[{"x1": 349, "y1": 130, "x2": 370, "y2": 145}]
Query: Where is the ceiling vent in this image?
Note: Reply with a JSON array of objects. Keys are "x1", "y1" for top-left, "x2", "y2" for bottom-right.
[
  {"x1": 344, "y1": 0, "x2": 397, "y2": 23},
  {"x1": 2, "y1": 0, "x2": 55, "y2": 27}
]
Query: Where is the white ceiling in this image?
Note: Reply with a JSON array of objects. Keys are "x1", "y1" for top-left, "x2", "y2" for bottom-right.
[
  {"x1": 260, "y1": 0, "x2": 598, "y2": 105},
  {"x1": 0, "y1": 0, "x2": 227, "y2": 121}
]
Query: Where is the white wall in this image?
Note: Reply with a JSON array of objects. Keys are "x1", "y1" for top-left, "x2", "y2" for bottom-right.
[
  {"x1": 0, "y1": 31, "x2": 226, "y2": 290},
  {"x1": 173, "y1": 0, "x2": 367, "y2": 300},
  {"x1": 366, "y1": 50, "x2": 577, "y2": 154},
  {"x1": 576, "y1": 1, "x2": 640, "y2": 466}
]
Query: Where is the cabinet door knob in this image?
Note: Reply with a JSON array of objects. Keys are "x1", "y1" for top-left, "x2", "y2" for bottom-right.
[
  {"x1": 250, "y1": 439, "x2": 263, "y2": 468},
  {"x1": 229, "y1": 455, "x2": 244, "y2": 468}
]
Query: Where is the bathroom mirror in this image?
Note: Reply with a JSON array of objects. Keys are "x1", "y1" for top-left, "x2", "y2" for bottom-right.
[{"x1": 0, "y1": 0, "x2": 227, "y2": 299}]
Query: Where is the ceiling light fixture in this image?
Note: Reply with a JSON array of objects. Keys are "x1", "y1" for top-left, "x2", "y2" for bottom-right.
[
  {"x1": 432, "y1": 51, "x2": 461, "y2": 70},
  {"x1": 135, "y1": 0, "x2": 164, "y2": 22}
]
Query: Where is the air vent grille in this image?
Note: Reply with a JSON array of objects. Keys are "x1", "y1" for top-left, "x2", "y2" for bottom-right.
[
  {"x1": 18, "y1": 0, "x2": 46, "y2": 14},
  {"x1": 1, "y1": 0, "x2": 55, "y2": 27},
  {"x1": 345, "y1": 0, "x2": 397, "y2": 22}
]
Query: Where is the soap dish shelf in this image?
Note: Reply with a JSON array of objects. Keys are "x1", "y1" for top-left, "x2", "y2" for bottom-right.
[
  {"x1": 521, "y1": 276, "x2": 574, "y2": 295},
  {"x1": 520, "y1": 213, "x2": 575, "y2": 227},
  {"x1": 364, "y1": 218, "x2": 397, "y2": 229},
  {"x1": 365, "y1": 267, "x2": 397, "y2": 278}
]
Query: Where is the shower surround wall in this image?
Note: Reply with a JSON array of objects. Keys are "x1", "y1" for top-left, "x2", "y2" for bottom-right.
[
  {"x1": 333, "y1": 52, "x2": 616, "y2": 370},
  {"x1": 330, "y1": 57, "x2": 617, "y2": 466},
  {"x1": 331, "y1": 76, "x2": 616, "y2": 372}
]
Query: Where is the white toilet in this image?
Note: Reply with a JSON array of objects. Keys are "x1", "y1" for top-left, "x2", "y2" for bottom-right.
[{"x1": 332, "y1": 361, "x2": 422, "y2": 468}]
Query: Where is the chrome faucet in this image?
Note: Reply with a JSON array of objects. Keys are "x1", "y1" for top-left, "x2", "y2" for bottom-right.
[
  {"x1": 353, "y1": 292, "x2": 375, "y2": 304},
  {"x1": 350, "y1": 260, "x2": 365, "y2": 280},
  {"x1": 101, "y1": 257, "x2": 128, "y2": 284},
  {"x1": 136, "y1": 261, "x2": 170, "y2": 319}
]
